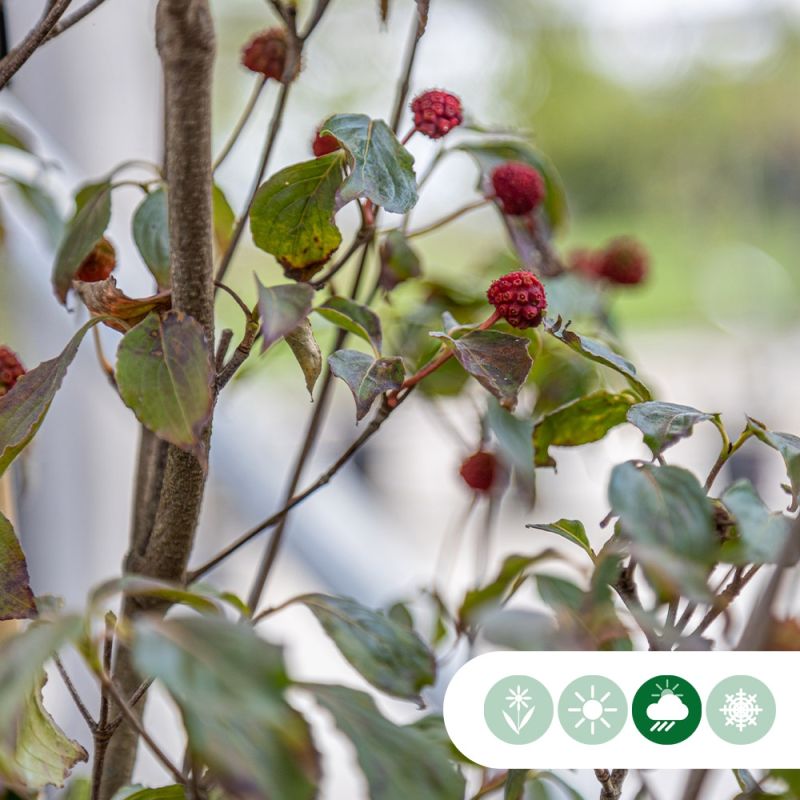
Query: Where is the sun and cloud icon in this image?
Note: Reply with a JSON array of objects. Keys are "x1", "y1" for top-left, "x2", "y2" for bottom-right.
[
  {"x1": 646, "y1": 682, "x2": 689, "y2": 733},
  {"x1": 632, "y1": 676, "x2": 703, "y2": 743}
]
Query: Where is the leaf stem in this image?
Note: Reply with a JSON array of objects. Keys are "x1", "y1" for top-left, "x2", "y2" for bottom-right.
[
  {"x1": 54, "y1": 656, "x2": 98, "y2": 732},
  {"x1": 406, "y1": 197, "x2": 490, "y2": 239},
  {"x1": 704, "y1": 426, "x2": 751, "y2": 493}
]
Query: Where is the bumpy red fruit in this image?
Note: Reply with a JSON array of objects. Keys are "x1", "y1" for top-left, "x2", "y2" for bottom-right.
[
  {"x1": 459, "y1": 451, "x2": 499, "y2": 493},
  {"x1": 410, "y1": 89, "x2": 462, "y2": 139},
  {"x1": 568, "y1": 248, "x2": 602, "y2": 279},
  {"x1": 0, "y1": 346, "x2": 25, "y2": 397},
  {"x1": 596, "y1": 237, "x2": 648, "y2": 285},
  {"x1": 241, "y1": 28, "x2": 298, "y2": 82},
  {"x1": 312, "y1": 129, "x2": 340, "y2": 157},
  {"x1": 490, "y1": 161, "x2": 546, "y2": 216},
  {"x1": 487, "y1": 270, "x2": 547, "y2": 329},
  {"x1": 75, "y1": 237, "x2": 116, "y2": 283}
]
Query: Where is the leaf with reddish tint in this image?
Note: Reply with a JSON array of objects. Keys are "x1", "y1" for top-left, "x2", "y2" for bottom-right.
[
  {"x1": 0, "y1": 319, "x2": 102, "y2": 476},
  {"x1": 285, "y1": 320, "x2": 322, "y2": 397},
  {"x1": 52, "y1": 181, "x2": 112, "y2": 304},
  {"x1": 74, "y1": 277, "x2": 172, "y2": 333},
  {"x1": 544, "y1": 316, "x2": 651, "y2": 401},
  {"x1": 315, "y1": 297, "x2": 383, "y2": 355},
  {"x1": 116, "y1": 312, "x2": 213, "y2": 464},
  {"x1": 431, "y1": 329, "x2": 532, "y2": 411},
  {"x1": 256, "y1": 280, "x2": 315, "y2": 352},
  {"x1": 328, "y1": 350, "x2": 404, "y2": 421},
  {"x1": 0, "y1": 512, "x2": 36, "y2": 621}
]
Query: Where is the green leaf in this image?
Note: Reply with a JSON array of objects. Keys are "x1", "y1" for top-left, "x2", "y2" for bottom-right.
[
  {"x1": 720, "y1": 480, "x2": 797, "y2": 566},
  {"x1": 628, "y1": 401, "x2": 718, "y2": 457},
  {"x1": 456, "y1": 139, "x2": 568, "y2": 231},
  {"x1": 0, "y1": 318, "x2": 101, "y2": 476},
  {"x1": 504, "y1": 770, "x2": 528, "y2": 800},
  {"x1": 747, "y1": 417, "x2": 800, "y2": 507},
  {"x1": 132, "y1": 188, "x2": 170, "y2": 288},
  {"x1": 308, "y1": 684, "x2": 465, "y2": 800},
  {"x1": 320, "y1": 114, "x2": 418, "y2": 213},
  {"x1": 486, "y1": 398, "x2": 535, "y2": 485},
  {"x1": 133, "y1": 617, "x2": 319, "y2": 800},
  {"x1": 298, "y1": 594, "x2": 435, "y2": 702},
  {"x1": 212, "y1": 183, "x2": 235, "y2": 252},
  {"x1": 0, "y1": 672, "x2": 88, "y2": 790},
  {"x1": 315, "y1": 296, "x2": 382, "y2": 355},
  {"x1": 90, "y1": 575, "x2": 229, "y2": 616},
  {"x1": 537, "y1": 574, "x2": 583, "y2": 613},
  {"x1": 250, "y1": 153, "x2": 345, "y2": 278},
  {"x1": 11, "y1": 179, "x2": 63, "y2": 245},
  {"x1": 116, "y1": 311, "x2": 213, "y2": 463},
  {"x1": 0, "y1": 119, "x2": 33, "y2": 152},
  {"x1": 328, "y1": 350, "x2": 404, "y2": 421},
  {"x1": 0, "y1": 511, "x2": 36, "y2": 621},
  {"x1": 285, "y1": 319, "x2": 322, "y2": 397},
  {"x1": 458, "y1": 551, "x2": 556, "y2": 631},
  {"x1": 110, "y1": 787, "x2": 185, "y2": 800},
  {"x1": 379, "y1": 230, "x2": 422, "y2": 291},
  {"x1": 431, "y1": 329, "x2": 532, "y2": 411},
  {"x1": 52, "y1": 181, "x2": 112, "y2": 304},
  {"x1": 533, "y1": 390, "x2": 634, "y2": 467},
  {"x1": 527, "y1": 518, "x2": 594, "y2": 560},
  {"x1": 609, "y1": 462, "x2": 717, "y2": 563},
  {"x1": 256, "y1": 281, "x2": 315, "y2": 352},
  {"x1": 544, "y1": 317, "x2": 651, "y2": 401}
]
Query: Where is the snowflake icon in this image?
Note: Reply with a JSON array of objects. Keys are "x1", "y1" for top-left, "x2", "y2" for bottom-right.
[{"x1": 720, "y1": 688, "x2": 763, "y2": 733}]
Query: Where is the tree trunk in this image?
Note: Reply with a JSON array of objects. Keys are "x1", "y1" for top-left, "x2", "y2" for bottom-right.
[{"x1": 98, "y1": 2, "x2": 215, "y2": 796}]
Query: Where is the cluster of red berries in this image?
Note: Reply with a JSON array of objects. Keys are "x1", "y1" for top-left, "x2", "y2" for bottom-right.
[
  {"x1": 459, "y1": 450, "x2": 500, "y2": 493},
  {"x1": 570, "y1": 237, "x2": 649, "y2": 286},
  {"x1": 241, "y1": 28, "x2": 299, "y2": 83},
  {"x1": 0, "y1": 346, "x2": 25, "y2": 397},
  {"x1": 312, "y1": 129, "x2": 340, "y2": 157},
  {"x1": 410, "y1": 90, "x2": 463, "y2": 139},
  {"x1": 490, "y1": 161, "x2": 546, "y2": 216},
  {"x1": 487, "y1": 270, "x2": 547, "y2": 329},
  {"x1": 75, "y1": 237, "x2": 116, "y2": 283}
]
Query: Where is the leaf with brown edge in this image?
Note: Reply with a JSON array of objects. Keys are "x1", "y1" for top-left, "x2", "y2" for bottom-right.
[
  {"x1": 0, "y1": 318, "x2": 103, "y2": 477},
  {"x1": 74, "y1": 276, "x2": 172, "y2": 333},
  {"x1": 0, "y1": 512, "x2": 36, "y2": 621},
  {"x1": 116, "y1": 312, "x2": 213, "y2": 465},
  {"x1": 328, "y1": 350, "x2": 404, "y2": 421},
  {"x1": 431, "y1": 329, "x2": 532, "y2": 411}
]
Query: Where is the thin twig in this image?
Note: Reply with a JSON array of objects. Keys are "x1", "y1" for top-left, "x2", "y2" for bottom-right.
[
  {"x1": 406, "y1": 198, "x2": 489, "y2": 239},
  {"x1": 594, "y1": 769, "x2": 627, "y2": 800},
  {"x1": 681, "y1": 770, "x2": 708, "y2": 800},
  {"x1": 106, "y1": 678, "x2": 154, "y2": 735},
  {"x1": 54, "y1": 656, "x2": 97, "y2": 731},
  {"x1": 614, "y1": 559, "x2": 664, "y2": 650},
  {"x1": 310, "y1": 225, "x2": 372, "y2": 289},
  {"x1": 0, "y1": 0, "x2": 72, "y2": 88},
  {"x1": 215, "y1": 329, "x2": 234, "y2": 373},
  {"x1": 690, "y1": 565, "x2": 760, "y2": 637},
  {"x1": 389, "y1": 7, "x2": 425, "y2": 132},
  {"x1": 47, "y1": 0, "x2": 108, "y2": 40},
  {"x1": 213, "y1": 77, "x2": 267, "y2": 171},
  {"x1": 91, "y1": 615, "x2": 115, "y2": 800}
]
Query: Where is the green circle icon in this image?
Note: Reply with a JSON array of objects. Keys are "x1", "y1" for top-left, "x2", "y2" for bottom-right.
[
  {"x1": 632, "y1": 675, "x2": 702, "y2": 744},
  {"x1": 558, "y1": 675, "x2": 628, "y2": 744},
  {"x1": 483, "y1": 675, "x2": 553, "y2": 745},
  {"x1": 707, "y1": 675, "x2": 776, "y2": 744}
]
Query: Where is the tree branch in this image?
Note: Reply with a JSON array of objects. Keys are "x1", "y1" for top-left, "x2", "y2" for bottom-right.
[
  {"x1": 594, "y1": 769, "x2": 628, "y2": 800},
  {"x1": 47, "y1": 0, "x2": 110, "y2": 40}
]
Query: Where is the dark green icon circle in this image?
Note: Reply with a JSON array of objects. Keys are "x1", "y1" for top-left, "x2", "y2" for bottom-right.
[
  {"x1": 632, "y1": 675, "x2": 702, "y2": 745},
  {"x1": 707, "y1": 675, "x2": 776, "y2": 744},
  {"x1": 483, "y1": 675, "x2": 553, "y2": 745},
  {"x1": 558, "y1": 675, "x2": 628, "y2": 744}
]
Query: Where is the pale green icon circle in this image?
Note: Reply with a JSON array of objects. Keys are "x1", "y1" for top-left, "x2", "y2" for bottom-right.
[
  {"x1": 558, "y1": 675, "x2": 628, "y2": 744},
  {"x1": 483, "y1": 675, "x2": 553, "y2": 745},
  {"x1": 707, "y1": 675, "x2": 776, "y2": 744}
]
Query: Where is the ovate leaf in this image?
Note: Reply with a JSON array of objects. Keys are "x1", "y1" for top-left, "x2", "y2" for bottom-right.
[
  {"x1": 628, "y1": 401, "x2": 718, "y2": 457},
  {"x1": 0, "y1": 673, "x2": 88, "y2": 790},
  {"x1": 250, "y1": 153, "x2": 345, "y2": 279},
  {"x1": 0, "y1": 512, "x2": 36, "y2": 620},
  {"x1": 74, "y1": 277, "x2": 172, "y2": 333},
  {"x1": 52, "y1": 181, "x2": 112, "y2": 304},
  {"x1": 116, "y1": 312, "x2": 213, "y2": 463},
  {"x1": 212, "y1": 183, "x2": 235, "y2": 252},
  {"x1": 328, "y1": 350, "x2": 404, "y2": 421},
  {"x1": 431, "y1": 329, "x2": 532, "y2": 411},
  {"x1": 315, "y1": 296, "x2": 382, "y2": 355},
  {"x1": 379, "y1": 229, "x2": 422, "y2": 291},
  {"x1": 133, "y1": 617, "x2": 319, "y2": 800},
  {"x1": 256, "y1": 280, "x2": 315, "y2": 352},
  {"x1": 486, "y1": 398, "x2": 535, "y2": 486},
  {"x1": 527, "y1": 519, "x2": 594, "y2": 561},
  {"x1": 533, "y1": 390, "x2": 634, "y2": 467},
  {"x1": 609, "y1": 462, "x2": 717, "y2": 563},
  {"x1": 11, "y1": 179, "x2": 63, "y2": 245},
  {"x1": 545, "y1": 317, "x2": 651, "y2": 401},
  {"x1": 320, "y1": 114, "x2": 417, "y2": 213},
  {"x1": 132, "y1": 188, "x2": 170, "y2": 288},
  {"x1": 285, "y1": 319, "x2": 322, "y2": 397},
  {"x1": 747, "y1": 417, "x2": 800, "y2": 507},
  {"x1": 0, "y1": 318, "x2": 101, "y2": 476},
  {"x1": 308, "y1": 684, "x2": 465, "y2": 800},
  {"x1": 298, "y1": 594, "x2": 435, "y2": 702},
  {"x1": 720, "y1": 480, "x2": 798, "y2": 566}
]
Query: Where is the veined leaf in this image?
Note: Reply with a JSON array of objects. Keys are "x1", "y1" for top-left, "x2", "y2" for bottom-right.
[
  {"x1": 0, "y1": 512, "x2": 36, "y2": 620},
  {"x1": 256, "y1": 281, "x2": 315, "y2": 352},
  {"x1": 747, "y1": 417, "x2": 800, "y2": 507},
  {"x1": 628, "y1": 401, "x2": 718, "y2": 457},
  {"x1": 74, "y1": 276, "x2": 171, "y2": 333},
  {"x1": 315, "y1": 296, "x2": 382, "y2": 355},
  {"x1": 328, "y1": 350, "x2": 404, "y2": 421},
  {"x1": 527, "y1": 518, "x2": 594, "y2": 560}
]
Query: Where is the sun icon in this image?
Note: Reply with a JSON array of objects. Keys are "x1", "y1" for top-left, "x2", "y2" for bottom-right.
[{"x1": 566, "y1": 683, "x2": 620, "y2": 737}]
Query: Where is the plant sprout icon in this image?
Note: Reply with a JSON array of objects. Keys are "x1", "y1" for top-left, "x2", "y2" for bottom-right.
[
  {"x1": 646, "y1": 678, "x2": 689, "y2": 733},
  {"x1": 566, "y1": 683, "x2": 619, "y2": 736},
  {"x1": 503, "y1": 684, "x2": 536, "y2": 735}
]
